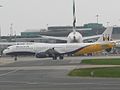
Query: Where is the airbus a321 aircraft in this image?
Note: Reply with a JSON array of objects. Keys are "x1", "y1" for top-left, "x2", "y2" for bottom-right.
[{"x1": 3, "y1": 27, "x2": 116, "y2": 60}]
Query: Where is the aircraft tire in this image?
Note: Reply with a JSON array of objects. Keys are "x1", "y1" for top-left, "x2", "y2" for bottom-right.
[
  {"x1": 14, "y1": 56, "x2": 17, "y2": 61},
  {"x1": 59, "y1": 55, "x2": 64, "y2": 60},
  {"x1": 53, "y1": 56, "x2": 57, "y2": 60}
]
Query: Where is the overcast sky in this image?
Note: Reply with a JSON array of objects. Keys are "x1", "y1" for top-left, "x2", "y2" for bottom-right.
[{"x1": 0, "y1": 0, "x2": 120, "y2": 36}]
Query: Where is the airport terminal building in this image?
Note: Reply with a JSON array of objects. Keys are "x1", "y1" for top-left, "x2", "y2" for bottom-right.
[
  {"x1": 0, "y1": 23, "x2": 120, "y2": 43},
  {"x1": 20, "y1": 23, "x2": 120, "y2": 42}
]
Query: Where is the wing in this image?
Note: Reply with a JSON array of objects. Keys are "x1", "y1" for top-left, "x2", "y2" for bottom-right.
[
  {"x1": 41, "y1": 35, "x2": 101, "y2": 41},
  {"x1": 82, "y1": 35, "x2": 101, "y2": 40},
  {"x1": 41, "y1": 35, "x2": 67, "y2": 41}
]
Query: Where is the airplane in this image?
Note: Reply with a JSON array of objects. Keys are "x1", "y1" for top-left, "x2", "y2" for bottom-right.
[
  {"x1": 0, "y1": 0, "x2": 106, "y2": 47},
  {"x1": 3, "y1": 27, "x2": 116, "y2": 60},
  {"x1": 40, "y1": 0, "x2": 102, "y2": 43},
  {"x1": 2, "y1": 37, "x2": 115, "y2": 60},
  {"x1": 2, "y1": 0, "x2": 115, "y2": 60}
]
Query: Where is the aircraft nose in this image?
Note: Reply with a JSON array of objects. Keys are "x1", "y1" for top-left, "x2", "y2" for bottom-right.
[{"x1": 3, "y1": 49, "x2": 8, "y2": 55}]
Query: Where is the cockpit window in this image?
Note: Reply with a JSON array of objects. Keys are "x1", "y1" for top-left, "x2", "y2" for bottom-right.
[{"x1": 5, "y1": 47, "x2": 10, "y2": 50}]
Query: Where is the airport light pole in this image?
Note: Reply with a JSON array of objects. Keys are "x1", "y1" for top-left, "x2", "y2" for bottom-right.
[
  {"x1": 0, "y1": 5, "x2": 3, "y2": 7},
  {"x1": 14, "y1": 30, "x2": 16, "y2": 42},
  {"x1": 9, "y1": 23, "x2": 13, "y2": 42},
  {"x1": 46, "y1": 24, "x2": 48, "y2": 31},
  {"x1": 0, "y1": 25, "x2": 1, "y2": 38},
  {"x1": 10, "y1": 23, "x2": 13, "y2": 36},
  {"x1": 118, "y1": 19, "x2": 120, "y2": 26},
  {"x1": 96, "y1": 14, "x2": 99, "y2": 24},
  {"x1": 96, "y1": 14, "x2": 99, "y2": 35},
  {"x1": 107, "y1": 22, "x2": 110, "y2": 27},
  {"x1": 0, "y1": 5, "x2": 3, "y2": 39}
]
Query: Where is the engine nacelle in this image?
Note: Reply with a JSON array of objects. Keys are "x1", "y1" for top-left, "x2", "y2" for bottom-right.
[
  {"x1": 35, "y1": 52, "x2": 48, "y2": 58},
  {"x1": 67, "y1": 32, "x2": 83, "y2": 43},
  {"x1": 105, "y1": 48, "x2": 112, "y2": 52}
]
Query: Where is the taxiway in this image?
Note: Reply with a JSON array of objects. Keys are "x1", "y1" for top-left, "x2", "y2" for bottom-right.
[{"x1": 0, "y1": 56, "x2": 120, "y2": 90}]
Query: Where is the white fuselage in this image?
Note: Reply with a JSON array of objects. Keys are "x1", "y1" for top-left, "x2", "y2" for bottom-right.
[
  {"x1": 3, "y1": 43, "x2": 89, "y2": 55},
  {"x1": 67, "y1": 31, "x2": 83, "y2": 43},
  {"x1": 3, "y1": 41, "x2": 114, "y2": 56}
]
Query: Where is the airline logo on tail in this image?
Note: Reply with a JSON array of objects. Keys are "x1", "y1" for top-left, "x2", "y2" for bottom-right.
[
  {"x1": 103, "y1": 34, "x2": 110, "y2": 41},
  {"x1": 96, "y1": 27, "x2": 113, "y2": 42}
]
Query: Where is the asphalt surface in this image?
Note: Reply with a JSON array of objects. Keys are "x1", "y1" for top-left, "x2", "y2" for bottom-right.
[{"x1": 0, "y1": 56, "x2": 120, "y2": 90}]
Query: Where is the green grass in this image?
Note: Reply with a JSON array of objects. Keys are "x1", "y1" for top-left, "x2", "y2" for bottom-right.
[
  {"x1": 68, "y1": 67, "x2": 120, "y2": 78},
  {"x1": 81, "y1": 58, "x2": 120, "y2": 65}
]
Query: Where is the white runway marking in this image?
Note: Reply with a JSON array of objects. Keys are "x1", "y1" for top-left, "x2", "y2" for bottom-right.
[
  {"x1": 69, "y1": 59, "x2": 82, "y2": 64},
  {"x1": 0, "y1": 66, "x2": 77, "y2": 71},
  {"x1": 0, "y1": 65, "x2": 119, "y2": 71},
  {"x1": 0, "y1": 69, "x2": 19, "y2": 77},
  {"x1": 0, "y1": 80, "x2": 119, "y2": 86}
]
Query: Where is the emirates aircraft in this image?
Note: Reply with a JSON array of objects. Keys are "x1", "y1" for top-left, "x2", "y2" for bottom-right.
[
  {"x1": 41, "y1": 0, "x2": 101, "y2": 43},
  {"x1": 0, "y1": 0, "x2": 106, "y2": 46}
]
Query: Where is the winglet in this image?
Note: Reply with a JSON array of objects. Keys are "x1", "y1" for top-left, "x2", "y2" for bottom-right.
[{"x1": 96, "y1": 27, "x2": 113, "y2": 42}]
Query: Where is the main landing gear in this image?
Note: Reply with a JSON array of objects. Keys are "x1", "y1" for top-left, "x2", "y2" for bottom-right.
[
  {"x1": 14, "y1": 55, "x2": 17, "y2": 61},
  {"x1": 52, "y1": 55, "x2": 64, "y2": 60}
]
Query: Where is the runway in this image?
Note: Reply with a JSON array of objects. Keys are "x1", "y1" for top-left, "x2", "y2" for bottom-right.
[{"x1": 0, "y1": 56, "x2": 120, "y2": 90}]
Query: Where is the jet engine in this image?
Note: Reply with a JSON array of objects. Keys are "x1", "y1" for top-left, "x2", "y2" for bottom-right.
[
  {"x1": 35, "y1": 48, "x2": 59, "y2": 58},
  {"x1": 35, "y1": 48, "x2": 64, "y2": 60},
  {"x1": 67, "y1": 32, "x2": 83, "y2": 43},
  {"x1": 35, "y1": 52, "x2": 48, "y2": 58}
]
